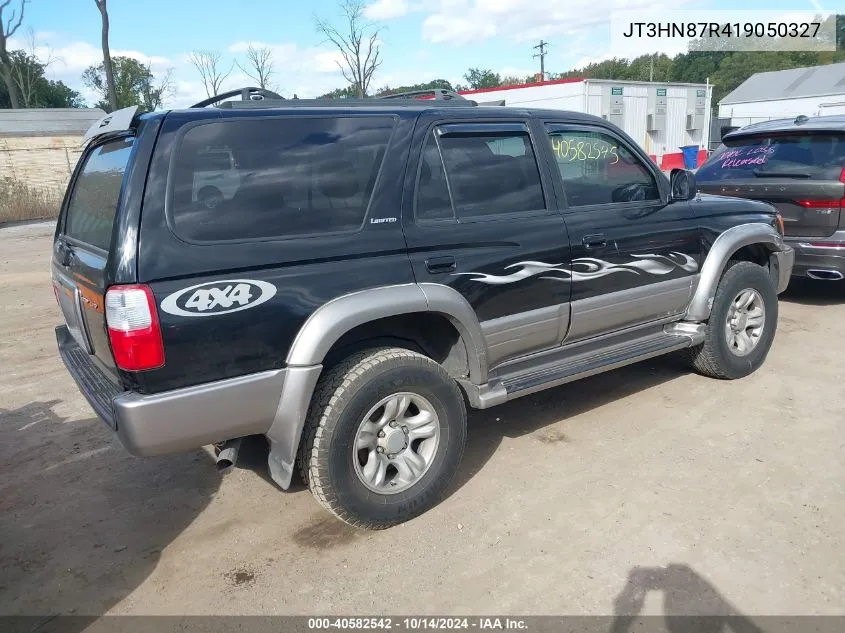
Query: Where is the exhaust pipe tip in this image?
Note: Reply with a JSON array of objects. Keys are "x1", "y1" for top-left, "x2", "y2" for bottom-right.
[
  {"x1": 807, "y1": 269, "x2": 844, "y2": 281},
  {"x1": 215, "y1": 438, "x2": 243, "y2": 475}
]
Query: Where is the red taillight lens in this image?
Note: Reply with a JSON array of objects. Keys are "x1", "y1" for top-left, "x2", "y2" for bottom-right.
[
  {"x1": 796, "y1": 199, "x2": 844, "y2": 208},
  {"x1": 105, "y1": 284, "x2": 164, "y2": 371}
]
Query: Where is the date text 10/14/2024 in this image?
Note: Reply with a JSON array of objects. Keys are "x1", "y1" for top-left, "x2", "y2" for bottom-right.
[{"x1": 308, "y1": 618, "x2": 528, "y2": 630}]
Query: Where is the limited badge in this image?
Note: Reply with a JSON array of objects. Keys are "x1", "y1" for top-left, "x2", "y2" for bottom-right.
[{"x1": 159, "y1": 279, "x2": 277, "y2": 317}]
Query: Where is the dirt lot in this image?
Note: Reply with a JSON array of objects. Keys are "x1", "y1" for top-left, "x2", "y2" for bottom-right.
[{"x1": 1, "y1": 221, "x2": 843, "y2": 618}]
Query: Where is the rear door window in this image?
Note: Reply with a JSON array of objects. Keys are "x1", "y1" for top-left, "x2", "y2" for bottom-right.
[
  {"x1": 697, "y1": 133, "x2": 845, "y2": 181},
  {"x1": 168, "y1": 116, "x2": 395, "y2": 242},
  {"x1": 422, "y1": 127, "x2": 545, "y2": 220},
  {"x1": 64, "y1": 136, "x2": 134, "y2": 251}
]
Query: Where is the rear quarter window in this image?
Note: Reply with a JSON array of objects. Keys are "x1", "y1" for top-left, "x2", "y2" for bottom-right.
[
  {"x1": 64, "y1": 136, "x2": 134, "y2": 251},
  {"x1": 168, "y1": 116, "x2": 395, "y2": 242},
  {"x1": 697, "y1": 132, "x2": 845, "y2": 182}
]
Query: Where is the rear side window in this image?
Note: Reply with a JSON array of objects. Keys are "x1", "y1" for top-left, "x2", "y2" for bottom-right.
[
  {"x1": 416, "y1": 126, "x2": 546, "y2": 221},
  {"x1": 168, "y1": 116, "x2": 395, "y2": 241},
  {"x1": 697, "y1": 133, "x2": 845, "y2": 181},
  {"x1": 64, "y1": 136, "x2": 133, "y2": 251}
]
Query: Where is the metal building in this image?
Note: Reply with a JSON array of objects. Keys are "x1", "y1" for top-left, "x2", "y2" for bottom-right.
[
  {"x1": 0, "y1": 108, "x2": 105, "y2": 193},
  {"x1": 719, "y1": 62, "x2": 845, "y2": 128},
  {"x1": 458, "y1": 78, "x2": 713, "y2": 169}
]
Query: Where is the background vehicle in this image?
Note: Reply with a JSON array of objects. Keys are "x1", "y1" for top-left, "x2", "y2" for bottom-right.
[
  {"x1": 697, "y1": 115, "x2": 845, "y2": 280},
  {"x1": 191, "y1": 146, "x2": 241, "y2": 209},
  {"x1": 52, "y1": 88, "x2": 793, "y2": 529}
]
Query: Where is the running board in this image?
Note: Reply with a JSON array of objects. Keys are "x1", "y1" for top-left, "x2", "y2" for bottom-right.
[{"x1": 462, "y1": 323, "x2": 705, "y2": 408}]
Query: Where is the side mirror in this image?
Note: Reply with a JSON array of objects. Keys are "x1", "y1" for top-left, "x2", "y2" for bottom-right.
[{"x1": 669, "y1": 168, "x2": 697, "y2": 201}]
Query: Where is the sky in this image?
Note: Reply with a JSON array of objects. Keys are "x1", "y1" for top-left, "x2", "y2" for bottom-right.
[{"x1": 5, "y1": 0, "x2": 838, "y2": 109}]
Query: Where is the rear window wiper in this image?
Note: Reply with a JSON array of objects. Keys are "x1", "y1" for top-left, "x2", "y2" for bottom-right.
[{"x1": 752, "y1": 169, "x2": 812, "y2": 178}]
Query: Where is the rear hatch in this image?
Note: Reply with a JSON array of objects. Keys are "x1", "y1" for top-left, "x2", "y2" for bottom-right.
[
  {"x1": 52, "y1": 134, "x2": 135, "y2": 391},
  {"x1": 697, "y1": 131, "x2": 845, "y2": 237}
]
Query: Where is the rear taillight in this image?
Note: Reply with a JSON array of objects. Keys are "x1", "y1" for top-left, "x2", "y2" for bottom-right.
[
  {"x1": 774, "y1": 213, "x2": 785, "y2": 236},
  {"x1": 105, "y1": 284, "x2": 165, "y2": 371},
  {"x1": 796, "y1": 199, "x2": 844, "y2": 208}
]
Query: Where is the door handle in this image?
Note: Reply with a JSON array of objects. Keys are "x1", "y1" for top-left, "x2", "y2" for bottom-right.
[
  {"x1": 425, "y1": 255, "x2": 457, "y2": 274},
  {"x1": 582, "y1": 234, "x2": 607, "y2": 249},
  {"x1": 58, "y1": 242, "x2": 74, "y2": 266}
]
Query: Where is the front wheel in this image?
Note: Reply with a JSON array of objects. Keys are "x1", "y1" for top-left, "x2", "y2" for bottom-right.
[
  {"x1": 298, "y1": 347, "x2": 467, "y2": 529},
  {"x1": 687, "y1": 260, "x2": 778, "y2": 379}
]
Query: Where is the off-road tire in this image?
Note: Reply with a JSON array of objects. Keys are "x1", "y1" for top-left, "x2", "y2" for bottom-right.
[
  {"x1": 297, "y1": 347, "x2": 467, "y2": 529},
  {"x1": 687, "y1": 260, "x2": 778, "y2": 379}
]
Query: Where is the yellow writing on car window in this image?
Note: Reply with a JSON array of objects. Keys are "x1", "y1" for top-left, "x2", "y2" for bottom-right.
[{"x1": 551, "y1": 136, "x2": 619, "y2": 165}]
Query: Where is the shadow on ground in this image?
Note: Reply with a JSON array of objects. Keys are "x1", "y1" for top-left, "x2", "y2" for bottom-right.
[
  {"x1": 609, "y1": 563, "x2": 765, "y2": 633},
  {"x1": 780, "y1": 277, "x2": 845, "y2": 306},
  {"x1": 232, "y1": 355, "x2": 689, "y2": 507},
  {"x1": 0, "y1": 401, "x2": 219, "y2": 622},
  {"x1": 447, "y1": 354, "x2": 688, "y2": 497}
]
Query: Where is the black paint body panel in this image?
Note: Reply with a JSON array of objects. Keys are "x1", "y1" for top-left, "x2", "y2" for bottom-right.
[{"x1": 51, "y1": 104, "x2": 781, "y2": 396}]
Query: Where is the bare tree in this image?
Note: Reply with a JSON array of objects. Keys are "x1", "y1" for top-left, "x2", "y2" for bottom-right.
[
  {"x1": 315, "y1": 0, "x2": 382, "y2": 98},
  {"x1": 188, "y1": 50, "x2": 233, "y2": 98},
  {"x1": 0, "y1": 0, "x2": 27, "y2": 109},
  {"x1": 236, "y1": 44, "x2": 276, "y2": 90},
  {"x1": 9, "y1": 28, "x2": 55, "y2": 107},
  {"x1": 141, "y1": 64, "x2": 175, "y2": 110},
  {"x1": 93, "y1": 0, "x2": 118, "y2": 112}
]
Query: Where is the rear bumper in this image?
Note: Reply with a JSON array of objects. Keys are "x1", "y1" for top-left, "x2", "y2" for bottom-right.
[
  {"x1": 786, "y1": 232, "x2": 845, "y2": 279},
  {"x1": 113, "y1": 370, "x2": 286, "y2": 456},
  {"x1": 56, "y1": 325, "x2": 314, "y2": 457}
]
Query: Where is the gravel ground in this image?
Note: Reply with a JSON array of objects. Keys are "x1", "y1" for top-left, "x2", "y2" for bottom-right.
[{"x1": 1, "y1": 221, "x2": 843, "y2": 619}]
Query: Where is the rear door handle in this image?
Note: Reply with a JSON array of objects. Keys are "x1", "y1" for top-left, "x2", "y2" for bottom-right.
[
  {"x1": 582, "y1": 234, "x2": 607, "y2": 250},
  {"x1": 426, "y1": 255, "x2": 457, "y2": 274}
]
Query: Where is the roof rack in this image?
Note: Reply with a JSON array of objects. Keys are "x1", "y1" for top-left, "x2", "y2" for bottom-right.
[
  {"x1": 376, "y1": 88, "x2": 466, "y2": 101},
  {"x1": 190, "y1": 87, "x2": 285, "y2": 109},
  {"x1": 191, "y1": 86, "x2": 478, "y2": 110}
]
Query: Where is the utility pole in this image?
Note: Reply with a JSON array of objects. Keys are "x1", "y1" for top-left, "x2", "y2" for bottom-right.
[
  {"x1": 533, "y1": 40, "x2": 549, "y2": 82},
  {"x1": 649, "y1": 54, "x2": 654, "y2": 82}
]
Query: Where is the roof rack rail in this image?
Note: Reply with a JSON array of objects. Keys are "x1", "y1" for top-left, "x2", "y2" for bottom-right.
[
  {"x1": 217, "y1": 98, "x2": 477, "y2": 109},
  {"x1": 376, "y1": 88, "x2": 467, "y2": 101},
  {"x1": 191, "y1": 87, "x2": 285, "y2": 109}
]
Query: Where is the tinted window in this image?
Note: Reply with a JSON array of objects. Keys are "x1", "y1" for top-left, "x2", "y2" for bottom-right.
[
  {"x1": 416, "y1": 132, "x2": 454, "y2": 221},
  {"x1": 547, "y1": 129, "x2": 659, "y2": 207},
  {"x1": 169, "y1": 117, "x2": 394, "y2": 241},
  {"x1": 436, "y1": 129, "x2": 545, "y2": 218},
  {"x1": 697, "y1": 133, "x2": 845, "y2": 182},
  {"x1": 64, "y1": 136, "x2": 133, "y2": 251}
]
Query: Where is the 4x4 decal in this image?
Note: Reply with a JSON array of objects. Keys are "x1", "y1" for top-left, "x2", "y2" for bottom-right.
[
  {"x1": 160, "y1": 280, "x2": 277, "y2": 317},
  {"x1": 454, "y1": 252, "x2": 698, "y2": 285}
]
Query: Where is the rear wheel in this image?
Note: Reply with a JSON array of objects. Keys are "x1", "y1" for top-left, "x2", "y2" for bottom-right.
[
  {"x1": 197, "y1": 186, "x2": 224, "y2": 210},
  {"x1": 298, "y1": 347, "x2": 467, "y2": 529},
  {"x1": 687, "y1": 260, "x2": 778, "y2": 379}
]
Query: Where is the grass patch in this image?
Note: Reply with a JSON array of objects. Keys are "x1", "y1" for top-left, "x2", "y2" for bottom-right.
[{"x1": 0, "y1": 178, "x2": 62, "y2": 224}]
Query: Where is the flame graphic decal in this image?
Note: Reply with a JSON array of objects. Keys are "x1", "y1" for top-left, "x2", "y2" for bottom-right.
[{"x1": 454, "y1": 252, "x2": 698, "y2": 285}]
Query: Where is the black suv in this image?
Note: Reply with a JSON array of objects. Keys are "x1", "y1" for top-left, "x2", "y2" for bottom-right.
[
  {"x1": 53, "y1": 88, "x2": 794, "y2": 529},
  {"x1": 698, "y1": 115, "x2": 845, "y2": 280}
]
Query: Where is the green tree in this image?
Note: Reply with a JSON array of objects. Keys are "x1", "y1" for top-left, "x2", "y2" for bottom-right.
[
  {"x1": 38, "y1": 79, "x2": 84, "y2": 107},
  {"x1": 82, "y1": 55, "x2": 172, "y2": 111},
  {"x1": 0, "y1": 49, "x2": 84, "y2": 108},
  {"x1": 461, "y1": 68, "x2": 501, "y2": 90},
  {"x1": 317, "y1": 85, "x2": 358, "y2": 98},
  {"x1": 376, "y1": 79, "x2": 453, "y2": 96}
]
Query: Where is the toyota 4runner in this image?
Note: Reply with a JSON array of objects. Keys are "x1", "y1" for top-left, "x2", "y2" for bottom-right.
[{"x1": 52, "y1": 88, "x2": 794, "y2": 529}]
